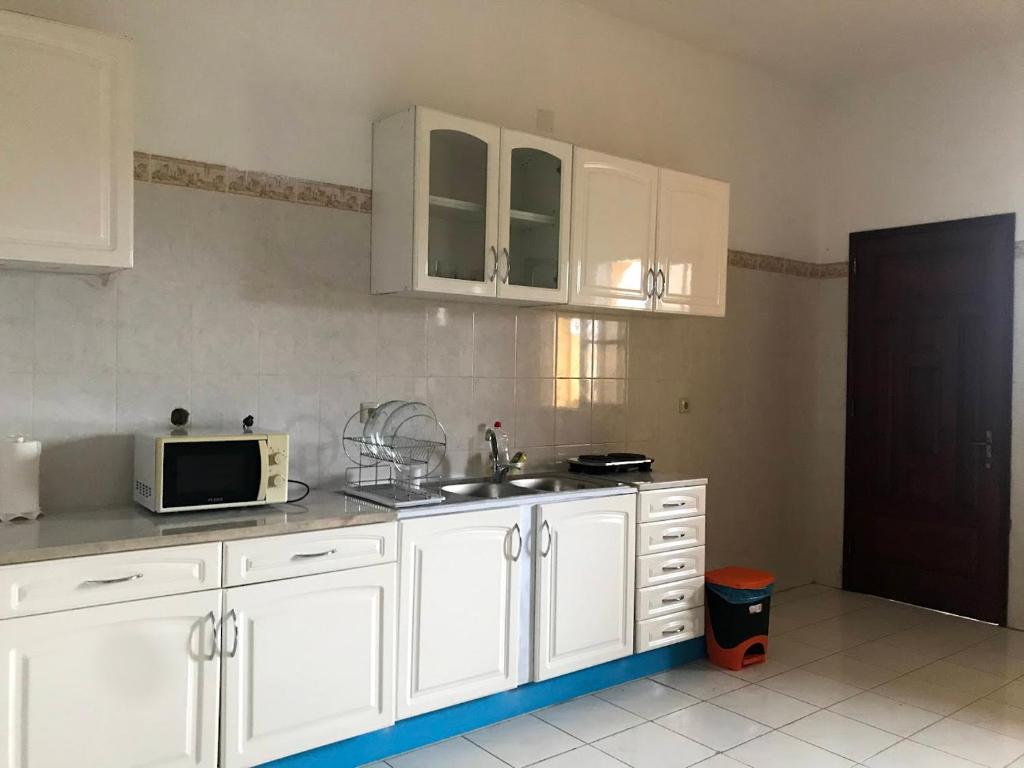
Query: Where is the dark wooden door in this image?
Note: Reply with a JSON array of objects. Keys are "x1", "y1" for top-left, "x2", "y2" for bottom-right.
[{"x1": 844, "y1": 214, "x2": 1014, "y2": 624}]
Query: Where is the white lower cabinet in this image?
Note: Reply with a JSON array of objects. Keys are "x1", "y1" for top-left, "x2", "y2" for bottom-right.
[
  {"x1": 0, "y1": 590, "x2": 222, "y2": 768},
  {"x1": 534, "y1": 495, "x2": 636, "y2": 681},
  {"x1": 396, "y1": 507, "x2": 522, "y2": 718},
  {"x1": 220, "y1": 563, "x2": 396, "y2": 768}
]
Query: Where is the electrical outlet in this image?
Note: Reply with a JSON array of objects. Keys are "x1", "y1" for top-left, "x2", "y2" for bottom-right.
[{"x1": 678, "y1": 398, "x2": 690, "y2": 414}]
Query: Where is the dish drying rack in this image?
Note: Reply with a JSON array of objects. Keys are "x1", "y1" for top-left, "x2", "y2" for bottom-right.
[{"x1": 341, "y1": 400, "x2": 447, "y2": 508}]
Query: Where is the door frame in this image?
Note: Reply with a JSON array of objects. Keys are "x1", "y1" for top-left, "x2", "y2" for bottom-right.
[{"x1": 842, "y1": 213, "x2": 1015, "y2": 624}]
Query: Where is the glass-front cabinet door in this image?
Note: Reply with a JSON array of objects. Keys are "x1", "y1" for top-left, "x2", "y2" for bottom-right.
[
  {"x1": 568, "y1": 149, "x2": 658, "y2": 310},
  {"x1": 413, "y1": 109, "x2": 500, "y2": 296},
  {"x1": 496, "y1": 130, "x2": 572, "y2": 302}
]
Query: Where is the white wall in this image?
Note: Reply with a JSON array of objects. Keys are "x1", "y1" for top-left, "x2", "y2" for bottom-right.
[
  {"x1": 1, "y1": 0, "x2": 822, "y2": 261},
  {"x1": 813, "y1": 41, "x2": 1024, "y2": 626}
]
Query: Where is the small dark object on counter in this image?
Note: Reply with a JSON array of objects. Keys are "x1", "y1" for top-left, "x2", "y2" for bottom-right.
[
  {"x1": 169, "y1": 407, "x2": 190, "y2": 427},
  {"x1": 242, "y1": 414, "x2": 255, "y2": 433}
]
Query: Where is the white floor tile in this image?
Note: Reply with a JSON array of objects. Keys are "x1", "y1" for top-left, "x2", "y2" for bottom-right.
[
  {"x1": 864, "y1": 740, "x2": 985, "y2": 768},
  {"x1": 358, "y1": 763, "x2": 390, "y2": 768},
  {"x1": 946, "y1": 645, "x2": 1024, "y2": 681},
  {"x1": 911, "y1": 717, "x2": 1024, "y2": 768},
  {"x1": 656, "y1": 701, "x2": 770, "y2": 751},
  {"x1": 759, "y1": 668, "x2": 862, "y2": 707},
  {"x1": 802, "y1": 653, "x2": 902, "y2": 689},
  {"x1": 989, "y1": 679, "x2": 1024, "y2": 709},
  {"x1": 873, "y1": 674, "x2": 980, "y2": 715},
  {"x1": 907, "y1": 659, "x2": 1007, "y2": 697},
  {"x1": 954, "y1": 698, "x2": 1024, "y2": 740},
  {"x1": 593, "y1": 722, "x2": 714, "y2": 768},
  {"x1": 828, "y1": 691, "x2": 942, "y2": 737},
  {"x1": 465, "y1": 714, "x2": 583, "y2": 767},
  {"x1": 595, "y1": 678, "x2": 698, "y2": 719},
  {"x1": 710, "y1": 684, "x2": 818, "y2": 728},
  {"x1": 691, "y1": 756, "x2": 749, "y2": 768},
  {"x1": 651, "y1": 664, "x2": 749, "y2": 700},
  {"x1": 781, "y1": 709, "x2": 900, "y2": 762},
  {"x1": 844, "y1": 638, "x2": 942, "y2": 673},
  {"x1": 772, "y1": 584, "x2": 834, "y2": 605},
  {"x1": 386, "y1": 737, "x2": 508, "y2": 768},
  {"x1": 722, "y1": 637, "x2": 832, "y2": 683},
  {"x1": 726, "y1": 731, "x2": 854, "y2": 768},
  {"x1": 534, "y1": 695, "x2": 644, "y2": 742},
  {"x1": 530, "y1": 745, "x2": 632, "y2": 768}
]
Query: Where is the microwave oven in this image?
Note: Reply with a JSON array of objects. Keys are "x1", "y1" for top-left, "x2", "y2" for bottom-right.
[{"x1": 134, "y1": 430, "x2": 289, "y2": 513}]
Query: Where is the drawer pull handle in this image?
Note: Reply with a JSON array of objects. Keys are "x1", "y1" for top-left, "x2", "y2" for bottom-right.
[
  {"x1": 662, "y1": 625, "x2": 688, "y2": 636},
  {"x1": 292, "y1": 549, "x2": 337, "y2": 560},
  {"x1": 661, "y1": 500, "x2": 691, "y2": 508},
  {"x1": 81, "y1": 573, "x2": 143, "y2": 587},
  {"x1": 662, "y1": 594, "x2": 688, "y2": 603},
  {"x1": 662, "y1": 531, "x2": 687, "y2": 540},
  {"x1": 662, "y1": 563, "x2": 688, "y2": 571}
]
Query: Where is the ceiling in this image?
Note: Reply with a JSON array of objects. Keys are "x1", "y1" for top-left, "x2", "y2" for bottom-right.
[{"x1": 576, "y1": 0, "x2": 1024, "y2": 90}]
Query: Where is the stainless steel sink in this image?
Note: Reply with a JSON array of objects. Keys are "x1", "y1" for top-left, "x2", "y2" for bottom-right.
[
  {"x1": 508, "y1": 476, "x2": 604, "y2": 493},
  {"x1": 439, "y1": 481, "x2": 538, "y2": 500}
]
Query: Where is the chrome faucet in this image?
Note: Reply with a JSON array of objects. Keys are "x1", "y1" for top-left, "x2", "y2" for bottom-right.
[{"x1": 485, "y1": 425, "x2": 512, "y2": 482}]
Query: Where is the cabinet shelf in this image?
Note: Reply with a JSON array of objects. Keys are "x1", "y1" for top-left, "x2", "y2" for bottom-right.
[
  {"x1": 510, "y1": 209, "x2": 557, "y2": 229},
  {"x1": 429, "y1": 195, "x2": 484, "y2": 221}
]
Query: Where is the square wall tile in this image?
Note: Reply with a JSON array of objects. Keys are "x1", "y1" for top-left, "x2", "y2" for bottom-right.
[
  {"x1": 427, "y1": 304, "x2": 474, "y2": 377},
  {"x1": 190, "y1": 373, "x2": 259, "y2": 429},
  {"x1": 473, "y1": 308, "x2": 516, "y2": 378},
  {"x1": 319, "y1": 294, "x2": 378, "y2": 376},
  {"x1": 116, "y1": 372, "x2": 190, "y2": 434},
  {"x1": 0, "y1": 373, "x2": 32, "y2": 436},
  {"x1": 515, "y1": 378, "x2": 554, "y2": 447},
  {"x1": 591, "y1": 379, "x2": 627, "y2": 444},
  {"x1": 472, "y1": 378, "x2": 516, "y2": 447},
  {"x1": 378, "y1": 300, "x2": 426, "y2": 376},
  {"x1": 556, "y1": 313, "x2": 592, "y2": 378},
  {"x1": 555, "y1": 378, "x2": 591, "y2": 446},
  {"x1": 516, "y1": 309, "x2": 555, "y2": 378},
  {"x1": 592, "y1": 318, "x2": 628, "y2": 378}
]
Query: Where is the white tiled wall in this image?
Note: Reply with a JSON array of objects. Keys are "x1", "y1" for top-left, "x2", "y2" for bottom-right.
[{"x1": 0, "y1": 181, "x2": 826, "y2": 588}]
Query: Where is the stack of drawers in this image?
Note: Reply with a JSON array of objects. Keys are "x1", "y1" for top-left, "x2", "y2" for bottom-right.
[{"x1": 634, "y1": 485, "x2": 707, "y2": 652}]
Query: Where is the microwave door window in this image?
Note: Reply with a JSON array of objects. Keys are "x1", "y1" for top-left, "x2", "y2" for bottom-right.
[{"x1": 162, "y1": 441, "x2": 263, "y2": 508}]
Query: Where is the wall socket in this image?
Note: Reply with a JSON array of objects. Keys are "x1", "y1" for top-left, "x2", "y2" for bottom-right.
[{"x1": 678, "y1": 398, "x2": 691, "y2": 414}]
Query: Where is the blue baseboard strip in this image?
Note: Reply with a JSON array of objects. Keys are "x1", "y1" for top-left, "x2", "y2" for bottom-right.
[{"x1": 266, "y1": 638, "x2": 705, "y2": 768}]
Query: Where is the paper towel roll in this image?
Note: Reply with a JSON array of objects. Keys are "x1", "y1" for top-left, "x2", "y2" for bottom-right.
[{"x1": 0, "y1": 435, "x2": 41, "y2": 522}]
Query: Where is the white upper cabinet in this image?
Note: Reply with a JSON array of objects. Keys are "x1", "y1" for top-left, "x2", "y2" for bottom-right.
[
  {"x1": 0, "y1": 591, "x2": 221, "y2": 768},
  {"x1": 372, "y1": 107, "x2": 572, "y2": 303},
  {"x1": 396, "y1": 507, "x2": 522, "y2": 718},
  {"x1": 0, "y1": 11, "x2": 133, "y2": 272},
  {"x1": 654, "y1": 169, "x2": 729, "y2": 316},
  {"x1": 568, "y1": 149, "x2": 658, "y2": 311},
  {"x1": 220, "y1": 565, "x2": 396, "y2": 768},
  {"x1": 534, "y1": 494, "x2": 636, "y2": 681}
]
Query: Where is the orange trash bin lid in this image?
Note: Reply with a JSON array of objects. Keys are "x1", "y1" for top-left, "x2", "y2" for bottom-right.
[{"x1": 706, "y1": 566, "x2": 774, "y2": 590}]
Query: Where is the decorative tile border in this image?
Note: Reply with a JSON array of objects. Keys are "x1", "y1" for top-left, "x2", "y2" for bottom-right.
[
  {"x1": 135, "y1": 151, "x2": 854, "y2": 277},
  {"x1": 134, "y1": 151, "x2": 371, "y2": 213},
  {"x1": 728, "y1": 250, "x2": 849, "y2": 279}
]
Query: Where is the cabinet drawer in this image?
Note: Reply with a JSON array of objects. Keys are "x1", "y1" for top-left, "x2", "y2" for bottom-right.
[
  {"x1": 637, "y1": 517, "x2": 705, "y2": 556},
  {"x1": 0, "y1": 543, "x2": 221, "y2": 619},
  {"x1": 636, "y1": 547, "x2": 705, "y2": 589},
  {"x1": 638, "y1": 486, "x2": 705, "y2": 523},
  {"x1": 636, "y1": 577, "x2": 705, "y2": 621},
  {"x1": 223, "y1": 523, "x2": 397, "y2": 587},
  {"x1": 636, "y1": 608, "x2": 704, "y2": 652}
]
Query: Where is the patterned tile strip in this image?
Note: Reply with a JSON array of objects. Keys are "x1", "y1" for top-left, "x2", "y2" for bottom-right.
[
  {"x1": 134, "y1": 151, "x2": 371, "y2": 213},
  {"x1": 727, "y1": 250, "x2": 849, "y2": 279},
  {"x1": 135, "y1": 151, "x2": 862, "y2": 277}
]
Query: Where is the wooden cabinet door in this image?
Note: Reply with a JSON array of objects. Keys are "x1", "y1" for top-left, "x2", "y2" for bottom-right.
[
  {"x1": 413, "y1": 108, "x2": 501, "y2": 297},
  {"x1": 496, "y1": 129, "x2": 572, "y2": 303},
  {"x1": 220, "y1": 565, "x2": 396, "y2": 768},
  {"x1": 654, "y1": 169, "x2": 729, "y2": 317},
  {"x1": 534, "y1": 494, "x2": 636, "y2": 681},
  {"x1": 0, "y1": 10, "x2": 133, "y2": 272},
  {"x1": 569, "y1": 149, "x2": 657, "y2": 310},
  {"x1": 0, "y1": 591, "x2": 220, "y2": 768},
  {"x1": 396, "y1": 507, "x2": 522, "y2": 718}
]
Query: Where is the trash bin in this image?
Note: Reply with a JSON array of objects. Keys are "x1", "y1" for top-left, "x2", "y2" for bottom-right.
[{"x1": 704, "y1": 566, "x2": 775, "y2": 671}]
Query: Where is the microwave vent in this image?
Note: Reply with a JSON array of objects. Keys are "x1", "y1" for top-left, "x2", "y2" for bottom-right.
[{"x1": 135, "y1": 480, "x2": 152, "y2": 499}]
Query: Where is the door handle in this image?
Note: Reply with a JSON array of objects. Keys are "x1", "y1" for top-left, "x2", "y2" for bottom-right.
[
  {"x1": 221, "y1": 608, "x2": 239, "y2": 658},
  {"x1": 655, "y1": 268, "x2": 666, "y2": 298},
  {"x1": 202, "y1": 611, "x2": 218, "y2": 661},
  {"x1": 509, "y1": 523, "x2": 523, "y2": 561},
  {"x1": 969, "y1": 429, "x2": 993, "y2": 470},
  {"x1": 540, "y1": 520, "x2": 552, "y2": 557},
  {"x1": 645, "y1": 267, "x2": 656, "y2": 298},
  {"x1": 500, "y1": 247, "x2": 510, "y2": 284},
  {"x1": 488, "y1": 246, "x2": 499, "y2": 281}
]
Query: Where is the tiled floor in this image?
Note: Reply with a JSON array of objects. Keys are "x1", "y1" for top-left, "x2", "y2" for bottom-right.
[{"x1": 366, "y1": 586, "x2": 1024, "y2": 767}]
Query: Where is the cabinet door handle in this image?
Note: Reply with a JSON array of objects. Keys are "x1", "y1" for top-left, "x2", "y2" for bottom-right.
[
  {"x1": 645, "y1": 267, "x2": 656, "y2": 298},
  {"x1": 488, "y1": 246, "x2": 499, "y2": 281},
  {"x1": 510, "y1": 523, "x2": 523, "y2": 561},
  {"x1": 220, "y1": 608, "x2": 240, "y2": 658},
  {"x1": 202, "y1": 611, "x2": 218, "y2": 660},
  {"x1": 540, "y1": 520, "x2": 552, "y2": 557},
  {"x1": 656, "y1": 267, "x2": 666, "y2": 298},
  {"x1": 292, "y1": 549, "x2": 337, "y2": 560},
  {"x1": 80, "y1": 573, "x2": 143, "y2": 587},
  {"x1": 500, "y1": 247, "x2": 511, "y2": 284}
]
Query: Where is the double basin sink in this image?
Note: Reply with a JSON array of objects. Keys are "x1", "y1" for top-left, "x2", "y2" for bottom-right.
[{"x1": 429, "y1": 473, "x2": 618, "y2": 501}]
